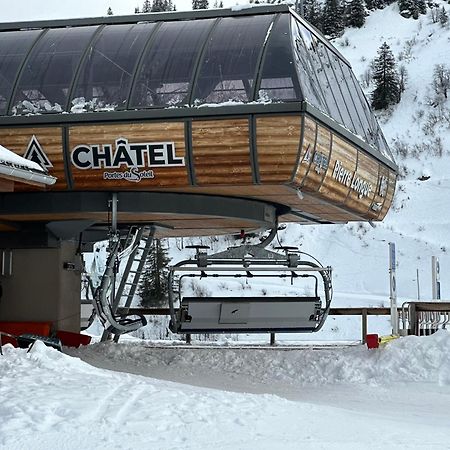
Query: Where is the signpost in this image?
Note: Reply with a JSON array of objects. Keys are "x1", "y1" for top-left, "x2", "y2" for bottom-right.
[
  {"x1": 431, "y1": 256, "x2": 441, "y2": 300},
  {"x1": 389, "y1": 242, "x2": 398, "y2": 335}
]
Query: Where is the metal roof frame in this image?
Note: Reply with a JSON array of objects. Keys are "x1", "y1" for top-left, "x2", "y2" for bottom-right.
[
  {"x1": 0, "y1": 5, "x2": 289, "y2": 31},
  {"x1": 0, "y1": 5, "x2": 349, "y2": 66}
]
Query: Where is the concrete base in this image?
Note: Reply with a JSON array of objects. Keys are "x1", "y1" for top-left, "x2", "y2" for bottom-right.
[{"x1": 0, "y1": 241, "x2": 82, "y2": 332}]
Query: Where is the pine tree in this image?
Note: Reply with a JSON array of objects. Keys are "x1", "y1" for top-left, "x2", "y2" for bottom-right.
[
  {"x1": 151, "y1": 0, "x2": 164, "y2": 11},
  {"x1": 371, "y1": 0, "x2": 387, "y2": 9},
  {"x1": 416, "y1": 0, "x2": 426, "y2": 14},
  {"x1": 371, "y1": 42, "x2": 401, "y2": 110},
  {"x1": 398, "y1": 0, "x2": 414, "y2": 17},
  {"x1": 432, "y1": 64, "x2": 450, "y2": 100},
  {"x1": 303, "y1": 0, "x2": 323, "y2": 31},
  {"x1": 411, "y1": 1, "x2": 420, "y2": 18},
  {"x1": 398, "y1": 0, "x2": 426, "y2": 18},
  {"x1": 139, "y1": 240, "x2": 171, "y2": 308},
  {"x1": 107, "y1": 7, "x2": 113, "y2": 15},
  {"x1": 193, "y1": 0, "x2": 209, "y2": 9},
  {"x1": 345, "y1": 0, "x2": 366, "y2": 27},
  {"x1": 322, "y1": 0, "x2": 344, "y2": 38},
  {"x1": 398, "y1": 64, "x2": 408, "y2": 97},
  {"x1": 439, "y1": 6, "x2": 449, "y2": 26},
  {"x1": 141, "y1": 0, "x2": 152, "y2": 12},
  {"x1": 151, "y1": 0, "x2": 174, "y2": 11}
]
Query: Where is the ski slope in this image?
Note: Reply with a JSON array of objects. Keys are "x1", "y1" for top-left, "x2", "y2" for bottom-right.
[{"x1": 1, "y1": 332, "x2": 450, "y2": 450}]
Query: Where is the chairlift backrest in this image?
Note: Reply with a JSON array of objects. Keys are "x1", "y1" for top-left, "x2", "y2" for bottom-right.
[{"x1": 177, "y1": 296, "x2": 321, "y2": 333}]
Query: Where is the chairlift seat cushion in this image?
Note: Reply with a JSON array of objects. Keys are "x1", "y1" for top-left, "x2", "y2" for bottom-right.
[{"x1": 178, "y1": 296, "x2": 321, "y2": 333}]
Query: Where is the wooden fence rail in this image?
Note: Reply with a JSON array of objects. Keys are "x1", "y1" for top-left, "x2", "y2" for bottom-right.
[{"x1": 116, "y1": 306, "x2": 398, "y2": 344}]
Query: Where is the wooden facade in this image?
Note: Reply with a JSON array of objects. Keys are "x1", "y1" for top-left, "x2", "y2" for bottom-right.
[{"x1": 0, "y1": 113, "x2": 396, "y2": 236}]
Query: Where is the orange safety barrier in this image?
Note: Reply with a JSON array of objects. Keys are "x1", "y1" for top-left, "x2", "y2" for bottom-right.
[{"x1": 0, "y1": 321, "x2": 52, "y2": 347}]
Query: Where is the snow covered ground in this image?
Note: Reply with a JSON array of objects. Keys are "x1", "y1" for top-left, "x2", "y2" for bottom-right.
[{"x1": 1, "y1": 332, "x2": 450, "y2": 449}]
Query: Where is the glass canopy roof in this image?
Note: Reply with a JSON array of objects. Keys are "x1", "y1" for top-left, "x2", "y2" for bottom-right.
[{"x1": 0, "y1": 8, "x2": 392, "y2": 160}]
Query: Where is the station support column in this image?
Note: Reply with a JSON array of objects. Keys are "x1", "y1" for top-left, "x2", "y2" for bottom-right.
[{"x1": 0, "y1": 241, "x2": 82, "y2": 332}]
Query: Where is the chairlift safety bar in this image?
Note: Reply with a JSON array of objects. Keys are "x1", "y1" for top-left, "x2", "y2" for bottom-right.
[{"x1": 170, "y1": 266, "x2": 331, "y2": 273}]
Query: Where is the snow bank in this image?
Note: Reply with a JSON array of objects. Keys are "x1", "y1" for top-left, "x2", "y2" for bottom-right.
[{"x1": 72, "y1": 330, "x2": 450, "y2": 387}]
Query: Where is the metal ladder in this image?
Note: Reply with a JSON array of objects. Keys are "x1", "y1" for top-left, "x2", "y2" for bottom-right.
[{"x1": 100, "y1": 225, "x2": 155, "y2": 342}]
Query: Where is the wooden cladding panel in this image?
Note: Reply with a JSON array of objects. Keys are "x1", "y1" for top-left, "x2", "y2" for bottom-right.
[
  {"x1": 256, "y1": 115, "x2": 302, "y2": 183},
  {"x1": 69, "y1": 122, "x2": 188, "y2": 190},
  {"x1": 379, "y1": 170, "x2": 397, "y2": 220},
  {"x1": 0, "y1": 127, "x2": 65, "y2": 191},
  {"x1": 370, "y1": 165, "x2": 391, "y2": 220},
  {"x1": 298, "y1": 123, "x2": 331, "y2": 193},
  {"x1": 345, "y1": 150, "x2": 379, "y2": 214},
  {"x1": 290, "y1": 196, "x2": 357, "y2": 223},
  {"x1": 0, "y1": 113, "x2": 397, "y2": 228},
  {"x1": 293, "y1": 116, "x2": 316, "y2": 186},
  {"x1": 192, "y1": 119, "x2": 252, "y2": 185},
  {"x1": 291, "y1": 114, "x2": 396, "y2": 222},
  {"x1": 0, "y1": 178, "x2": 14, "y2": 192},
  {"x1": 319, "y1": 134, "x2": 357, "y2": 206}
]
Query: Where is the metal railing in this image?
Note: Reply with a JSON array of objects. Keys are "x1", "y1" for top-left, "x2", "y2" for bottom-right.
[{"x1": 400, "y1": 302, "x2": 450, "y2": 336}]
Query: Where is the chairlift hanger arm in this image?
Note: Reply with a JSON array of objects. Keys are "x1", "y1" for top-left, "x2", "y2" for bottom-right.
[{"x1": 93, "y1": 230, "x2": 147, "y2": 335}]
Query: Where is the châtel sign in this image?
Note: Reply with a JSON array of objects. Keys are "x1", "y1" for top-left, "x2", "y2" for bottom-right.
[{"x1": 70, "y1": 137, "x2": 185, "y2": 183}]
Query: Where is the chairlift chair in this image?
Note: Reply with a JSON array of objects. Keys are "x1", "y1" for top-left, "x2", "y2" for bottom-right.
[{"x1": 168, "y1": 244, "x2": 332, "y2": 334}]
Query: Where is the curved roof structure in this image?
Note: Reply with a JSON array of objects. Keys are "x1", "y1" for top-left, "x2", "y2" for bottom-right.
[
  {"x1": 0, "y1": 6, "x2": 397, "y2": 241},
  {"x1": 0, "y1": 5, "x2": 393, "y2": 164}
]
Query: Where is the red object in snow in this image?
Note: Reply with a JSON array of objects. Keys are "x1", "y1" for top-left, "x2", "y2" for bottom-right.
[
  {"x1": 56, "y1": 330, "x2": 91, "y2": 348},
  {"x1": 0, "y1": 321, "x2": 52, "y2": 347},
  {"x1": 366, "y1": 334, "x2": 380, "y2": 349}
]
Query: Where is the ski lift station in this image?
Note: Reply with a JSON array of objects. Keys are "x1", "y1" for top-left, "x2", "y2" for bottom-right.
[{"x1": 0, "y1": 5, "x2": 397, "y2": 340}]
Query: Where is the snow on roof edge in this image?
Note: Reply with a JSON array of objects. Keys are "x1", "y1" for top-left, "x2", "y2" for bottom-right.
[{"x1": 0, "y1": 144, "x2": 46, "y2": 173}]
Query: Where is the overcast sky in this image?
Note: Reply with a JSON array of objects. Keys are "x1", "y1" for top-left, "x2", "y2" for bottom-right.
[{"x1": 0, "y1": 0, "x2": 242, "y2": 22}]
